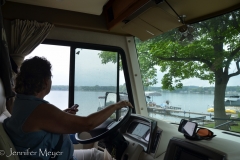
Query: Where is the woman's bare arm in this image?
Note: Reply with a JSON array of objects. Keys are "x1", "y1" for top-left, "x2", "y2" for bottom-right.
[{"x1": 22, "y1": 101, "x2": 133, "y2": 134}]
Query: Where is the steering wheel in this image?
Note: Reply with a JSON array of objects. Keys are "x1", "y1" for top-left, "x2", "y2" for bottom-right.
[{"x1": 75, "y1": 106, "x2": 132, "y2": 144}]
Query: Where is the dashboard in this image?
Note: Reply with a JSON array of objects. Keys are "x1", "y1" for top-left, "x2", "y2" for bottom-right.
[
  {"x1": 95, "y1": 114, "x2": 240, "y2": 160},
  {"x1": 119, "y1": 115, "x2": 240, "y2": 160},
  {"x1": 119, "y1": 114, "x2": 160, "y2": 153}
]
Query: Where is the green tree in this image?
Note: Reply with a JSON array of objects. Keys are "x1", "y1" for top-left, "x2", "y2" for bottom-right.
[{"x1": 99, "y1": 10, "x2": 240, "y2": 128}]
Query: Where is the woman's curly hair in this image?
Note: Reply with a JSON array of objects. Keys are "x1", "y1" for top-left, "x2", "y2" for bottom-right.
[{"x1": 15, "y1": 56, "x2": 52, "y2": 95}]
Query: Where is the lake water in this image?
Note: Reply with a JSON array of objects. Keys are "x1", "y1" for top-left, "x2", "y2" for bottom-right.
[
  {"x1": 44, "y1": 91, "x2": 215, "y2": 123},
  {"x1": 149, "y1": 92, "x2": 215, "y2": 123}
]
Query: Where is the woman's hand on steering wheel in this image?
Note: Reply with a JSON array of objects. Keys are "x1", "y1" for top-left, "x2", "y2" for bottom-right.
[{"x1": 115, "y1": 100, "x2": 133, "y2": 110}]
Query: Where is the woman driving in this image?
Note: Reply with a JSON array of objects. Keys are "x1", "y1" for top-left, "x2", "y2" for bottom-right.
[{"x1": 3, "y1": 56, "x2": 133, "y2": 160}]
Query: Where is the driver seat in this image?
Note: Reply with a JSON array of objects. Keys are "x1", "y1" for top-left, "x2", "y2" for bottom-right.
[{"x1": 0, "y1": 78, "x2": 19, "y2": 160}]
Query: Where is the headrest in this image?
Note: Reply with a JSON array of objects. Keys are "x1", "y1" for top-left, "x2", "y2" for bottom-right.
[
  {"x1": 0, "y1": 78, "x2": 6, "y2": 115},
  {"x1": 0, "y1": 110, "x2": 11, "y2": 123},
  {"x1": 0, "y1": 78, "x2": 11, "y2": 122}
]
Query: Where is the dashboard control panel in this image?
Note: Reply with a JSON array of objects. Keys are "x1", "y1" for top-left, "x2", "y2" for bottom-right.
[{"x1": 120, "y1": 114, "x2": 158, "y2": 153}]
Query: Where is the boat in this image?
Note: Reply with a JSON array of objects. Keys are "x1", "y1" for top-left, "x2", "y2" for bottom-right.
[
  {"x1": 145, "y1": 91, "x2": 162, "y2": 97},
  {"x1": 97, "y1": 91, "x2": 162, "y2": 110},
  {"x1": 145, "y1": 91, "x2": 161, "y2": 107},
  {"x1": 145, "y1": 91, "x2": 182, "y2": 112},
  {"x1": 206, "y1": 95, "x2": 240, "y2": 115},
  {"x1": 97, "y1": 93, "x2": 128, "y2": 111},
  {"x1": 224, "y1": 95, "x2": 240, "y2": 106},
  {"x1": 207, "y1": 108, "x2": 237, "y2": 114}
]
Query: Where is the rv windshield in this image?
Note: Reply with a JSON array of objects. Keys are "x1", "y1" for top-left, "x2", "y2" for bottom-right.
[{"x1": 136, "y1": 9, "x2": 240, "y2": 133}]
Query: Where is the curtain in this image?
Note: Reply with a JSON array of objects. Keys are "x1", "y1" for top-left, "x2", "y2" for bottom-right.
[
  {"x1": 0, "y1": 0, "x2": 15, "y2": 99},
  {"x1": 10, "y1": 19, "x2": 54, "y2": 66}
]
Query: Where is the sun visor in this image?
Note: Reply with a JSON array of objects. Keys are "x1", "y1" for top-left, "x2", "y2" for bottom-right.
[
  {"x1": 122, "y1": 6, "x2": 182, "y2": 41},
  {"x1": 139, "y1": 6, "x2": 182, "y2": 32},
  {"x1": 122, "y1": 17, "x2": 162, "y2": 41}
]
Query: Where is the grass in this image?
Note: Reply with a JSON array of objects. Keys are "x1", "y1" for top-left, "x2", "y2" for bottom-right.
[
  {"x1": 204, "y1": 112, "x2": 240, "y2": 133},
  {"x1": 204, "y1": 122, "x2": 240, "y2": 132},
  {"x1": 204, "y1": 123, "x2": 215, "y2": 128}
]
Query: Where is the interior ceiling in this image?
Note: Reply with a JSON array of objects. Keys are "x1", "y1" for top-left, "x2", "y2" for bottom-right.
[
  {"x1": 7, "y1": 0, "x2": 240, "y2": 20},
  {"x1": 8, "y1": 0, "x2": 109, "y2": 15},
  {"x1": 4, "y1": 0, "x2": 240, "y2": 39}
]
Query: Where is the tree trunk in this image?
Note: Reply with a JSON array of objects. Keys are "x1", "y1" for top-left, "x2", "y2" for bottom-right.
[{"x1": 214, "y1": 74, "x2": 229, "y2": 130}]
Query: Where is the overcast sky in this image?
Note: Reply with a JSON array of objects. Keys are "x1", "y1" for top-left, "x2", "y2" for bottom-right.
[
  {"x1": 25, "y1": 44, "x2": 240, "y2": 87},
  {"x1": 25, "y1": 44, "x2": 125, "y2": 86}
]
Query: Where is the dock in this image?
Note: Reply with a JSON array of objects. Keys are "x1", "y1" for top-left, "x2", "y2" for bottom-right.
[
  {"x1": 147, "y1": 107, "x2": 214, "y2": 117},
  {"x1": 148, "y1": 107, "x2": 214, "y2": 125}
]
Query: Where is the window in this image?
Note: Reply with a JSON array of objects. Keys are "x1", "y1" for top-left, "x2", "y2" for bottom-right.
[
  {"x1": 25, "y1": 42, "x2": 130, "y2": 118},
  {"x1": 136, "y1": 9, "x2": 240, "y2": 132},
  {"x1": 74, "y1": 48, "x2": 128, "y2": 118}
]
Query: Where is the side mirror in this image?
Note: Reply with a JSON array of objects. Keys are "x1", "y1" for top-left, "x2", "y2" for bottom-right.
[
  {"x1": 105, "y1": 92, "x2": 117, "y2": 106},
  {"x1": 105, "y1": 92, "x2": 117, "y2": 119}
]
